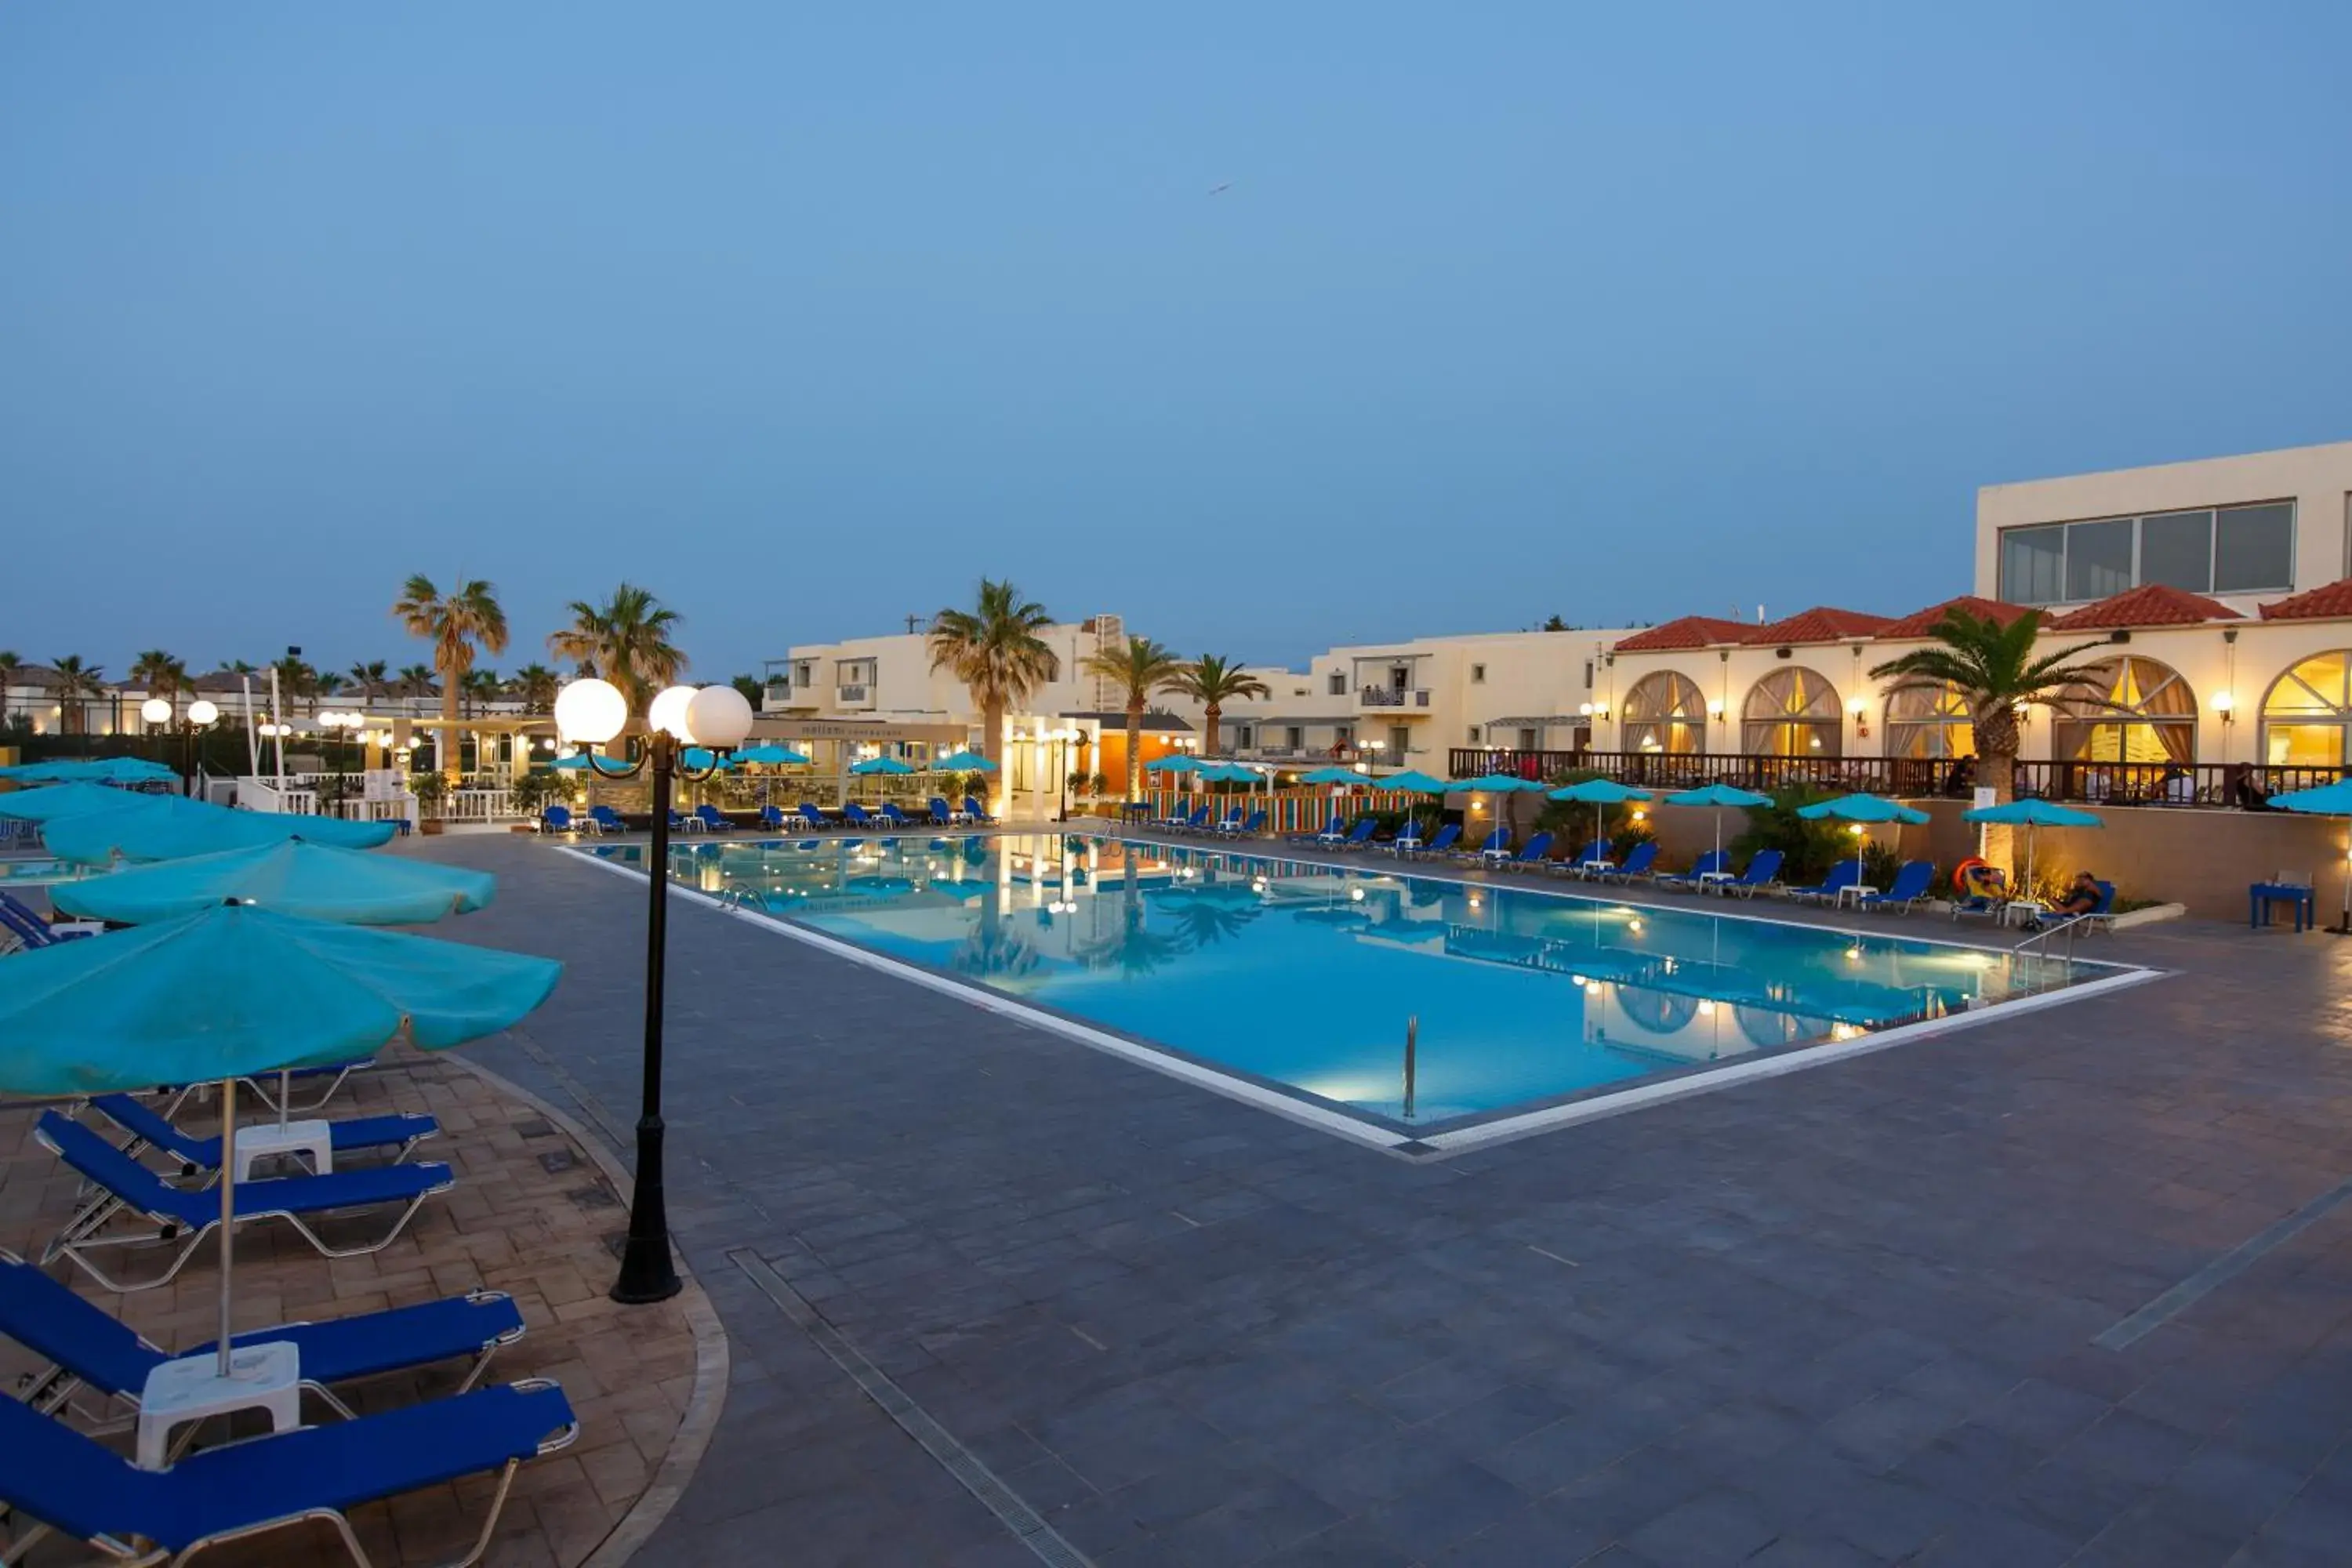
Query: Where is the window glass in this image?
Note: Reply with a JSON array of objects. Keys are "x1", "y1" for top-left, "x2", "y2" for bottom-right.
[
  {"x1": 2064, "y1": 519, "x2": 2133, "y2": 601},
  {"x1": 1471, "y1": 664, "x2": 1486, "y2": 683},
  {"x1": 2000, "y1": 525, "x2": 2065, "y2": 604},
  {"x1": 1327, "y1": 672, "x2": 1345, "y2": 695},
  {"x1": 2213, "y1": 503, "x2": 2294, "y2": 592},
  {"x1": 2138, "y1": 511, "x2": 2213, "y2": 592}
]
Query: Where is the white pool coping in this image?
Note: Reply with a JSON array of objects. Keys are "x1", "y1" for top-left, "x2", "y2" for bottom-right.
[{"x1": 561, "y1": 833, "x2": 2165, "y2": 1159}]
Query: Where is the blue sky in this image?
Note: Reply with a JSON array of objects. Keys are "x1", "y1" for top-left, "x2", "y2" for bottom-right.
[{"x1": 4, "y1": 2, "x2": 2348, "y2": 681}]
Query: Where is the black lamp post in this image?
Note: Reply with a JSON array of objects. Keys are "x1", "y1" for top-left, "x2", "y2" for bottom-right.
[{"x1": 555, "y1": 677, "x2": 754, "y2": 1305}]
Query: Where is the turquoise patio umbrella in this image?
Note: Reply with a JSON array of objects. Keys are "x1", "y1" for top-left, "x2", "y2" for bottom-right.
[
  {"x1": 849, "y1": 756, "x2": 916, "y2": 775},
  {"x1": 1298, "y1": 764, "x2": 1370, "y2": 785},
  {"x1": 1548, "y1": 778, "x2": 1653, "y2": 865},
  {"x1": 42, "y1": 793, "x2": 397, "y2": 864},
  {"x1": 1379, "y1": 770, "x2": 1456, "y2": 793},
  {"x1": 0, "y1": 781, "x2": 169, "y2": 824},
  {"x1": 0, "y1": 757, "x2": 179, "y2": 784},
  {"x1": 934, "y1": 750, "x2": 999, "y2": 772},
  {"x1": 735, "y1": 744, "x2": 812, "y2": 766},
  {"x1": 550, "y1": 754, "x2": 594, "y2": 771},
  {"x1": 681, "y1": 747, "x2": 739, "y2": 771},
  {"x1": 2268, "y1": 779, "x2": 2352, "y2": 932},
  {"x1": 1962, "y1": 797, "x2": 2103, "y2": 902},
  {"x1": 0, "y1": 904, "x2": 560, "y2": 1376},
  {"x1": 1145, "y1": 755, "x2": 1203, "y2": 773},
  {"x1": 1798, "y1": 793, "x2": 1931, "y2": 892},
  {"x1": 1663, "y1": 784, "x2": 1775, "y2": 873},
  {"x1": 52, "y1": 839, "x2": 495, "y2": 926},
  {"x1": 1458, "y1": 772, "x2": 1548, "y2": 842}
]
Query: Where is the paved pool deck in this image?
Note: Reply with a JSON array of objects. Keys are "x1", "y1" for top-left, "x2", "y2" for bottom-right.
[{"x1": 415, "y1": 829, "x2": 2352, "y2": 1567}]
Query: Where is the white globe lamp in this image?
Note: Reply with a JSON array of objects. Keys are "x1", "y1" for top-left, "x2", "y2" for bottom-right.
[
  {"x1": 684, "y1": 685, "x2": 755, "y2": 750},
  {"x1": 140, "y1": 697, "x2": 172, "y2": 725},
  {"x1": 187, "y1": 699, "x2": 219, "y2": 726},
  {"x1": 648, "y1": 684, "x2": 697, "y2": 743},
  {"x1": 555, "y1": 678, "x2": 628, "y2": 746}
]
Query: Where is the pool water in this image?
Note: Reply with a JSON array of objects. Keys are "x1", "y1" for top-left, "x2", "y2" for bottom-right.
[{"x1": 592, "y1": 833, "x2": 2114, "y2": 1132}]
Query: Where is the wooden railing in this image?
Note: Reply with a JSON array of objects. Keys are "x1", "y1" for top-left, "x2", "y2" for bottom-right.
[{"x1": 1446, "y1": 750, "x2": 2344, "y2": 808}]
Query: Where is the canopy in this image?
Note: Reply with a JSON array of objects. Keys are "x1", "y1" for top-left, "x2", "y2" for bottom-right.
[
  {"x1": 735, "y1": 744, "x2": 813, "y2": 766},
  {"x1": 1298, "y1": 765, "x2": 1370, "y2": 785},
  {"x1": 1796, "y1": 793, "x2": 1929, "y2": 825},
  {"x1": 1457, "y1": 773, "x2": 1549, "y2": 793},
  {"x1": 2269, "y1": 780, "x2": 2352, "y2": 931},
  {"x1": 52, "y1": 840, "x2": 495, "y2": 926},
  {"x1": 1663, "y1": 784, "x2": 1773, "y2": 869},
  {"x1": 1662, "y1": 784, "x2": 1773, "y2": 809},
  {"x1": 1196, "y1": 762, "x2": 1265, "y2": 784},
  {"x1": 1377, "y1": 770, "x2": 1456, "y2": 793},
  {"x1": 681, "y1": 748, "x2": 740, "y2": 771},
  {"x1": 933, "y1": 750, "x2": 1000, "y2": 772},
  {"x1": 42, "y1": 794, "x2": 398, "y2": 863},
  {"x1": 0, "y1": 757, "x2": 180, "y2": 784},
  {"x1": 0, "y1": 903, "x2": 560, "y2": 1097},
  {"x1": 849, "y1": 756, "x2": 916, "y2": 776},
  {"x1": 1145, "y1": 756, "x2": 1203, "y2": 775},
  {"x1": 1547, "y1": 779, "x2": 1653, "y2": 804},
  {"x1": 1962, "y1": 799, "x2": 2103, "y2": 827},
  {"x1": 550, "y1": 754, "x2": 594, "y2": 771},
  {"x1": 0, "y1": 782, "x2": 169, "y2": 824}
]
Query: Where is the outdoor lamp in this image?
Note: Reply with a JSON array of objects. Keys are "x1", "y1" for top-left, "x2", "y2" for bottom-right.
[
  {"x1": 1706, "y1": 699, "x2": 1724, "y2": 719},
  {"x1": 140, "y1": 697, "x2": 171, "y2": 725},
  {"x1": 187, "y1": 700, "x2": 219, "y2": 727},
  {"x1": 2213, "y1": 691, "x2": 2236, "y2": 722},
  {"x1": 551, "y1": 676, "x2": 754, "y2": 1308},
  {"x1": 1578, "y1": 702, "x2": 1592, "y2": 717}
]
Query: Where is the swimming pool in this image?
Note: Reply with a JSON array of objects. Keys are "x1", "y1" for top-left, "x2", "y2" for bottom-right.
[{"x1": 579, "y1": 833, "x2": 2141, "y2": 1150}]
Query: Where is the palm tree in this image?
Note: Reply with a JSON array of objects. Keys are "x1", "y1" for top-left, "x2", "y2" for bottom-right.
[
  {"x1": 393, "y1": 576, "x2": 509, "y2": 772},
  {"x1": 1161, "y1": 655, "x2": 1271, "y2": 760},
  {"x1": 347, "y1": 659, "x2": 390, "y2": 700},
  {"x1": 511, "y1": 663, "x2": 560, "y2": 714},
  {"x1": 270, "y1": 655, "x2": 320, "y2": 716},
  {"x1": 51, "y1": 656, "x2": 105, "y2": 737},
  {"x1": 0, "y1": 650, "x2": 19, "y2": 730},
  {"x1": 314, "y1": 672, "x2": 348, "y2": 702},
  {"x1": 459, "y1": 668, "x2": 503, "y2": 718},
  {"x1": 927, "y1": 580, "x2": 1058, "y2": 804},
  {"x1": 1869, "y1": 608, "x2": 2109, "y2": 876},
  {"x1": 129, "y1": 649, "x2": 186, "y2": 720},
  {"x1": 1080, "y1": 635, "x2": 1182, "y2": 802},
  {"x1": 546, "y1": 583, "x2": 687, "y2": 712},
  {"x1": 395, "y1": 662, "x2": 437, "y2": 702}
]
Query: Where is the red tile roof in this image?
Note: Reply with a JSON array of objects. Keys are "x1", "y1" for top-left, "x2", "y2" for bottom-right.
[
  {"x1": 2258, "y1": 577, "x2": 2352, "y2": 621},
  {"x1": 1744, "y1": 606, "x2": 1893, "y2": 646},
  {"x1": 1874, "y1": 596, "x2": 2040, "y2": 640},
  {"x1": 1611, "y1": 616, "x2": 1755, "y2": 652},
  {"x1": 2044, "y1": 583, "x2": 2242, "y2": 630}
]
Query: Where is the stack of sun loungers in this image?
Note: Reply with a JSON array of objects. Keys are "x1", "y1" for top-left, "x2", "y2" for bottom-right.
[{"x1": 2, "y1": 1067, "x2": 582, "y2": 1565}]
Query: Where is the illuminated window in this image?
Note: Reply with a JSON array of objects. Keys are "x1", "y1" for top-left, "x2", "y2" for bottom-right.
[
  {"x1": 2260, "y1": 651, "x2": 2352, "y2": 768},
  {"x1": 1884, "y1": 682, "x2": 1975, "y2": 760},
  {"x1": 1741, "y1": 668, "x2": 1842, "y2": 757},
  {"x1": 2049, "y1": 656, "x2": 2197, "y2": 764},
  {"x1": 1621, "y1": 672, "x2": 1706, "y2": 755}
]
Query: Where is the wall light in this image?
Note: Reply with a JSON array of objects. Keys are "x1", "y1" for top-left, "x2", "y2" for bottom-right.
[{"x1": 2213, "y1": 691, "x2": 2236, "y2": 722}]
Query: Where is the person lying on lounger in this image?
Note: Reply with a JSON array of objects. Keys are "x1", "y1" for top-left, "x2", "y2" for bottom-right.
[{"x1": 2024, "y1": 873, "x2": 2102, "y2": 930}]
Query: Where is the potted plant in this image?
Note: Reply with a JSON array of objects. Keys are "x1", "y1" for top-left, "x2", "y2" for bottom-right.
[{"x1": 408, "y1": 770, "x2": 448, "y2": 835}]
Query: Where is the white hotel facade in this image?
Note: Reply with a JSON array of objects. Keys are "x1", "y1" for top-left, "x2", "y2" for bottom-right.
[{"x1": 767, "y1": 441, "x2": 2352, "y2": 805}]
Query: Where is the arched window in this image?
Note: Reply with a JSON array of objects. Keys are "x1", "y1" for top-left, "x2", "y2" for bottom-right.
[
  {"x1": 1620, "y1": 672, "x2": 1706, "y2": 755},
  {"x1": 2260, "y1": 652, "x2": 2352, "y2": 768},
  {"x1": 2049, "y1": 656, "x2": 2197, "y2": 764},
  {"x1": 1742, "y1": 668, "x2": 1842, "y2": 757},
  {"x1": 1884, "y1": 682, "x2": 1975, "y2": 760}
]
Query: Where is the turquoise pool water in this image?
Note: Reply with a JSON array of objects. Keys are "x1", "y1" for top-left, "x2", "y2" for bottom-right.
[{"x1": 592, "y1": 833, "x2": 2114, "y2": 1131}]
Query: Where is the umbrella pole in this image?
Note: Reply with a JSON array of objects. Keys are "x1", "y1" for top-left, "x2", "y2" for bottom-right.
[
  {"x1": 278, "y1": 1069, "x2": 291, "y2": 1131},
  {"x1": 217, "y1": 1076, "x2": 238, "y2": 1378}
]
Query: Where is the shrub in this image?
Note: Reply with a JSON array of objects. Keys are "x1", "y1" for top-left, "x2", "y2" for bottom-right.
[{"x1": 1730, "y1": 786, "x2": 1854, "y2": 883}]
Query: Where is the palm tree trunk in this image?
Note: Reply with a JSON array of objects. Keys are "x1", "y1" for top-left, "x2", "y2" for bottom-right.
[
  {"x1": 1205, "y1": 703, "x2": 1221, "y2": 759},
  {"x1": 1124, "y1": 700, "x2": 1143, "y2": 801},
  {"x1": 982, "y1": 697, "x2": 1005, "y2": 815},
  {"x1": 1982, "y1": 746, "x2": 2016, "y2": 880},
  {"x1": 439, "y1": 676, "x2": 461, "y2": 782}
]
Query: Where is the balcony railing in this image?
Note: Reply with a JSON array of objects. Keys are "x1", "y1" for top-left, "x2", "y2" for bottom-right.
[
  {"x1": 1359, "y1": 686, "x2": 1429, "y2": 709},
  {"x1": 1446, "y1": 749, "x2": 2345, "y2": 808},
  {"x1": 835, "y1": 684, "x2": 873, "y2": 706}
]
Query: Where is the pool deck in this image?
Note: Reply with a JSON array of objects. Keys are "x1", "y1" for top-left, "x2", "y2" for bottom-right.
[{"x1": 412, "y1": 829, "x2": 2352, "y2": 1566}]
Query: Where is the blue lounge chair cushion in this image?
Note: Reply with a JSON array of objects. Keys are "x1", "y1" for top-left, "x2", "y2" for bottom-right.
[
  {"x1": 0, "y1": 1254, "x2": 524, "y2": 1399},
  {"x1": 88, "y1": 1093, "x2": 434, "y2": 1169},
  {"x1": 38, "y1": 1112, "x2": 452, "y2": 1231},
  {"x1": 0, "y1": 1379, "x2": 573, "y2": 1555}
]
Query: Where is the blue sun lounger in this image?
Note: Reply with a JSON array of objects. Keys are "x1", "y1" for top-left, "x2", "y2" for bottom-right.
[
  {"x1": 0, "y1": 1376, "x2": 577, "y2": 1568},
  {"x1": 2, "y1": 1250, "x2": 525, "y2": 1426},
  {"x1": 587, "y1": 804, "x2": 626, "y2": 834},
  {"x1": 1595, "y1": 842, "x2": 1661, "y2": 884},
  {"x1": 694, "y1": 804, "x2": 731, "y2": 833},
  {"x1": 880, "y1": 802, "x2": 919, "y2": 829},
  {"x1": 797, "y1": 802, "x2": 832, "y2": 830},
  {"x1": 841, "y1": 803, "x2": 882, "y2": 830},
  {"x1": 758, "y1": 804, "x2": 789, "y2": 829},
  {"x1": 929, "y1": 795, "x2": 967, "y2": 826},
  {"x1": 1784, "y1": 860, "x2": 1862, "y2": 905},
  {"x1": 1497, "y1": 830, "x2": 1555, "y2": 869},
  {"x1": 1335, "y1": 818, "x2": 1380, "y2": 850},
  {"x1": 1857, "y1": 859, "x2": 1936, "y2": 913},
  {"x1": 35, "y1": 1112, "x2": 454, "y2": 1294},
  {"x1": 964, "y1": 795, "x2": 997, "y2": 825},
  {"x1": 82, "y1": 1093, "x2": 437, "y2": 1177},
  {"x1": 538, "y1": 804, "x2": 577, "y2": 834},
  {"x1": 1403, "y1": 822, "x2": 1460, "y2": 859},
  {"x1": 1718, "y1": 848, "x2": 1785, "y2": 898},
  {"x1": 1457, "y1": 827, "x2": 1510, "y2": 862},
  {"x1": 1655, "y1": 849, "x2": 1729, "y2": 890},
  {"x1": 0, "y1": 890, "x2": 98, "y2": 953}
]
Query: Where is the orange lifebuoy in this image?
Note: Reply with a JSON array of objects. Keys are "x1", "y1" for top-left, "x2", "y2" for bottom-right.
[{"x1": 1953, "y1": 856, "x2": 1989, "y2": 893}]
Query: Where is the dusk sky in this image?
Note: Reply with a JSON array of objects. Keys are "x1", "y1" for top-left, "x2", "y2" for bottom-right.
[{"x1": 4, "y1": 4, "x2": 2349, "y2": 682}]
